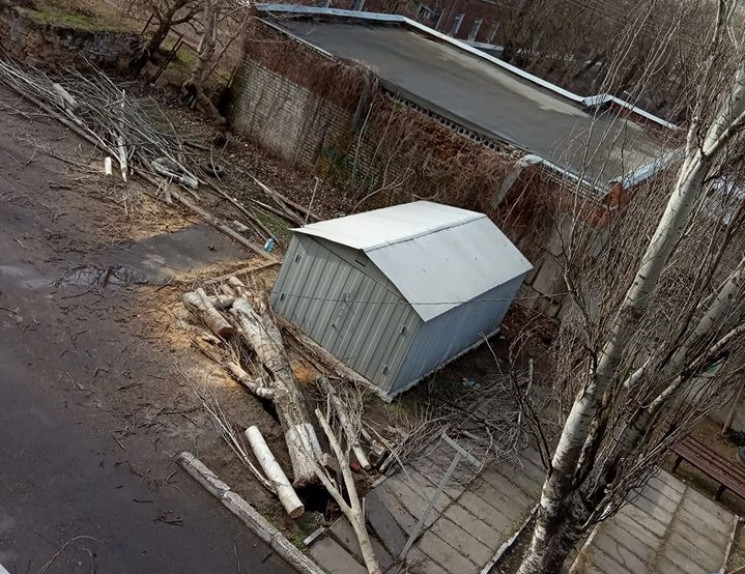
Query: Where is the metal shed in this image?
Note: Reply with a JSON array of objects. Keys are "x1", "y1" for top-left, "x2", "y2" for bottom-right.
[{"x1": 270, "y1": 201, "x2": 532, "y2": 399}]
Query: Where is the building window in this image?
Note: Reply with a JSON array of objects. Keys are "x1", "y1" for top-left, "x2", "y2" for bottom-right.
[
  {"x1": 467, "y1": 18, "x2": 483, "y2": 42},
  {"x1": 451, "y1": 13, "x2": 465, "y2": 36},
  {"x1": 418, "y1": 3, "x2": 434, "y2": 21}
]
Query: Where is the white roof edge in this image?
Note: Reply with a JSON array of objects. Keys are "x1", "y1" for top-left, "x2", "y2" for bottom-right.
[
  {"x1": 291, "y1": 207, "x2": 485, "y2": 252},
  {"x1": 255, "y1": 3, "x2": 677, "y2": 131}
]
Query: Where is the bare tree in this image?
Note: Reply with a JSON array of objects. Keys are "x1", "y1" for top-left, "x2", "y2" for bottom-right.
[
  {"x1": 130, "y1": 0, "x2": 200, "y2": 72},
  {"x1": 514, "y1": 2, "x2": 745, "y2": 573},
  {"x1": 182, "y1": 0, "x2": 226, "y2": 126}
]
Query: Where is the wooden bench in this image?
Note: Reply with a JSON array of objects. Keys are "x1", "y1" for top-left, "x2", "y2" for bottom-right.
[{"x1": 670, "y1": 435, "x2": 745, "y2": 501}]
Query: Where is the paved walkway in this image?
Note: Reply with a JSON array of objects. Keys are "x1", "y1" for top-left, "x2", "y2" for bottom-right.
[
  {"x1": 308, "y1": 441, "x2": 738, "y2": 574},
  {"x1": 572, "y1": 471, "x2": 737, "y2": 574},
  {"x1": 309, "y1": 438, "x2": 543, "y2": 573}
]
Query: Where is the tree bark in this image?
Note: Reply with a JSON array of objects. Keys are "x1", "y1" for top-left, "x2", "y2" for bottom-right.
[
  {"x1": 313, "y1": 408, "x2": 382, "y2": 574},
  {"x1": 516, "y1": 500, "x2": 585, "y2": 574},
  {"x1": 231, "y1": 298, "x2": 323, "y2": 486},
  {"x1": 182, "y1": 288, "x2": 234, "y2": 338},
  {"x1": 244, "y1": 426, "x2": 304, "y2": 518},
  {"x1": 519, "y1": 18, "x2": 745, "y2": 571},
  {"x1": 183, "y1": 0, "x2": 226, "y2": 128}
]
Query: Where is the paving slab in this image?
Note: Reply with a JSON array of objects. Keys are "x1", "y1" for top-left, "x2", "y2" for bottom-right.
[
  {"x1": 489, "y1": 449, "x2": 546, "y2": 494},
  {"x1": 456, "y1": 490, "x2": 521, "y2": 536},
  {"x1": 592, "y1": 530, "x2": 648, "y2": 573},
  {"x1": 643, "y1": 475, "x2": 685, "y2": 504},
  {"x1": 376, "y1": 480, "x2": 418, "y2": 533},
  {"x1": 471, "y1": 476, "x2": 534, "y2": 519},
  {"x1": 626, "y1": 491, "x2": 675, "y2": 524},
  {"x1": 405, "y1": 467, "x2": 466, "y2": 501},
  {"x1": 480, "y1": 466, "x2": 538, "y2": 503},
  {"x1": 329, "y1": 516, "x2": 394, "y2": 572},
  {"x1": 612, "y1": 512, "x2": 662, "y2": 547},
  {"x1": 405, "y1": 547, "x2": 451, "y2": 574},
  {"x1": 666, "y1": 522, "x2": 726, "y2": 564},
  {"x1": 678, "y1": 506, "x2": 731, "y2": 542},
  {"x1": 658, "y1": 544, "x2": 712, "y2": 573},
  {"x1": 443, "y1": 502, "x2": 502, "y2": 547},
  {"x1": 685, "y1": 487, "x2": 734, "y2": 524},
  {"x1": 576, "y1": 471, "x2": 736, "y2": 574},
  {"x1": 366, "y1": 488, "x2": 409, "y2": 556},
  {"x1": 592, "y1": 522, "x2": 657, "y2": 564},
  {"x1": 418, "y1": 530, "x2": 479, "y2": 574},
  {"x1": 633, "y1": 487, "x2": 680, "y2": 515},
  {"x1": 309, "y1": 536, "x2": 368, "y2": 574},
  {"x1": 383, "y1": 475, "x2": 453, "y2": 527},
  {"x1": 617, "y1": 501, "x2": 669, "y2": 537},
  {"x1": 429, "y1": 515, "x2": 493, "y2": 567},
  {"x1": 648, "y1": 471, "x2": 686, "y2": 494},
  {"x1": 585, "y1": 545, "x2": 636, "y2": 574}
]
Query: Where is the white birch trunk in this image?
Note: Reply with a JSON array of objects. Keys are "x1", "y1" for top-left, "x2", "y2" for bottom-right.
[
  {"x1": 317, "y1": 377, "x2": 372, "y2": 470},
  {"x1": 519, "y1": 40, "x2": 745, "y2": 574},
  {"x1": 231, "y1": 298, "x2": 323, "y2": 486},
  {"x1": 313, "y1": 408, "x2": 382, "y2": 574},
  {"x1": 244, "y1": 426, "x2": 304, "y2": 518},
  {"x1": 182, "y1": 288, "x2": 235, "y2": 339}
]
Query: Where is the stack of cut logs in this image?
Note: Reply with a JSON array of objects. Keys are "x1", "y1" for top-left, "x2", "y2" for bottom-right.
[
  {"x1": 184, "y1": 275, "x2": 390, "y2": 573},
  {"x1": 181, "y1": 277, "x2": 386, "y2": 508}
]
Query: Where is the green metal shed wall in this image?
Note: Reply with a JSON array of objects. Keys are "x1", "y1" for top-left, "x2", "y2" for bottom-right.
[{"x1": 270, "y1": 235, "x2": 421, "y2": 390}]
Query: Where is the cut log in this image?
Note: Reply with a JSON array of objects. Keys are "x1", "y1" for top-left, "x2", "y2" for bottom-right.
[
  {"x1": 244, "y1": 426, "x2": 304, "y2": 519},
  {"x1": 231, "y1": 298, "x2": 323, "y2": 486},
  {"x1": 183, "y1": 293, "x2": 234, "y2": 309},
  {"x1": 182, "y1": 288, "x2": 235, "y2": 338}
]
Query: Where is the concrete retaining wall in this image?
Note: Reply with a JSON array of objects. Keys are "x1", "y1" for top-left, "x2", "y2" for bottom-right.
[{"x1": 0, "y1": 2, "x2": 142, "y2": 67}]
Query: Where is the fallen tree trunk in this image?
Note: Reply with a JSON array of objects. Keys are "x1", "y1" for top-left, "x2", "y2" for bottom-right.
[
  {"x1": 245, "y1": 426, "x2": 304, "y2": 518},
  {"x1": 231, "y1": 298, "x2": 323, "y2": 486},
  {"x1": 182, "y1": 288, "x2": 234, "y2": 338}
]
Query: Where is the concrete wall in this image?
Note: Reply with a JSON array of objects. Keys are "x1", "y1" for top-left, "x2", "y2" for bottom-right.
[{"x1": 0, "y1": 2, "x2": 141, "y2": 67}]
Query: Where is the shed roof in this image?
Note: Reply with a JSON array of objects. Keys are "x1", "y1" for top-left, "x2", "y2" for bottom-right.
[
  {"x1": 259, "y1": 7, "x2": 673, "y2": 192},
  {"x1": 293, "y1": 201, "x2": 533, "y2": 321}
]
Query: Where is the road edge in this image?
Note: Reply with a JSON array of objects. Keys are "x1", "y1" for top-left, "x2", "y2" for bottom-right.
[{"x1": 177, "y1": 451, "x2": 325, "y2": 574}]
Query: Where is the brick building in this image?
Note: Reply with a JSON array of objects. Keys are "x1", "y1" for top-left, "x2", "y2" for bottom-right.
[{"x1": 229, "y1": 5, "x2": 678, "y2": 316}]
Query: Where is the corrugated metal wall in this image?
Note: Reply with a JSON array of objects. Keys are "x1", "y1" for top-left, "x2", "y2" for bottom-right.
[
  {"x1": 271, "y1": 236, "x2": 422, "y2": 390},
  {"x1": 390, "y1": 274, "x2": 525, "y2": 395}
]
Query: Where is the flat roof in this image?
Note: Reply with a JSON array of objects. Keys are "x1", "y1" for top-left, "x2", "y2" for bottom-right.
[{"x1": 264, "y1": 14, "x2": 671, "y2": 190}]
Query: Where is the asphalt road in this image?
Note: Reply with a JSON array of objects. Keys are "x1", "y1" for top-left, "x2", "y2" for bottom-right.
[
  {"x1": 0, "y1": 89, "x2": 296, "y2": 574},
  {"x1": 0, "y1": 347, "x2": 294, "y2": 574}
]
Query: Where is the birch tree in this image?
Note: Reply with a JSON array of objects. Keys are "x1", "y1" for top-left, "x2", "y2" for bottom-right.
[{"x1": 514, "y1": 2, "x2": 745, "y2": 572}]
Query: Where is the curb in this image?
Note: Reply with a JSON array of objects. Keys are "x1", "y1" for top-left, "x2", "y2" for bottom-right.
[{"x1": 178, "y1": 451, "x2": 325, "y2": 574}]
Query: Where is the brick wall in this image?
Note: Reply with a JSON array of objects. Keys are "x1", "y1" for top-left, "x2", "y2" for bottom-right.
[{"x1": 230, "y1": 58, "x2": 353, "y2": 166}]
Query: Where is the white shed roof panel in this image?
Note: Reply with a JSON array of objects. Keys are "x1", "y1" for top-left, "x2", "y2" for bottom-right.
[{"x1": 293, "y1": 201, "x2": 533, "y2": 321}]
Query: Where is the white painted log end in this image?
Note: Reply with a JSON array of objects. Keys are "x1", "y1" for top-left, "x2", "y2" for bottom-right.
[{"x1": 245, "y1": 426, "x2": 305, "y2": 519}]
